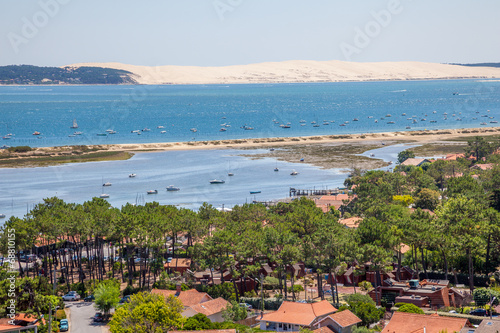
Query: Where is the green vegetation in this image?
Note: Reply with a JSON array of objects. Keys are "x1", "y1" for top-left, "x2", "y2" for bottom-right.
[
  {"x1": 0, "y1": 65, "x2": 137, "y2": 85},
  {"x1": 94, "y1": 280, "x2": 121, "y2": 317},
  {"x1": 397, "y1": 303, "x2": 425, "y2": 314},
  {"x1": 109, "y1": 292, "x2": 184, "y2": 332},
  {"x1": 7, "y1": 146, "x2": 33, "y2": 153},
  {"x1": 397, "y1": 149, "x2": 415, "y2": 164}
]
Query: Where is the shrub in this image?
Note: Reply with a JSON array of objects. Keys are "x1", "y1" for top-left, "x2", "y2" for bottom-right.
[
  {"x1": 8, "y1": 146, "x2": 32, "y2": 153},
  {"x1": 344, "y1": 293, "x2": 375, "y2": 306},
  {"x1": 398, "y1": 303, "x2": 424, "y2": 314},
  {"x1": 55, "y1": 309, "x2": 66, "y2": 320},
  {"x1": 358, "y1": 281, "x2": 373, "y2": 291}
]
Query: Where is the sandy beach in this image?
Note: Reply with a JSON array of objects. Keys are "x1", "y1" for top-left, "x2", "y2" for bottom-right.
[
  {"x1": 66, "y1": 60, "x2": 500, "y2": 85},
  {"x1": 2, "y1": 127, "x2": 498, "y2": 169}
]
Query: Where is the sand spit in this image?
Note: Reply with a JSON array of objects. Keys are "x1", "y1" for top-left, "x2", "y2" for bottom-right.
[{"x1": 65, "y1": 60, "x2": 500, "y2": 85}]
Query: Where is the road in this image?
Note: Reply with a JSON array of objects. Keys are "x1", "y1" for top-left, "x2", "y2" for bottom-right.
[{"x1": 65, "y1": 301, "x2": 104, "y2": 333}]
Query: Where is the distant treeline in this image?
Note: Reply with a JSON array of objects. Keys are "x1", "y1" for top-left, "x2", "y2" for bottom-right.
[
  {"x1": 0, "y1": 65, "x2": 137, "y2": 85},
  {"x1": 452, "y1": 62, "x2": 500, "y2": 68}
]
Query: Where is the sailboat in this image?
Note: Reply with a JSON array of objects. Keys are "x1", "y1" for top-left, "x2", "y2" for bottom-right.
[{"x1": 70, "y1": 119, "x2": 78, "y2": 129}]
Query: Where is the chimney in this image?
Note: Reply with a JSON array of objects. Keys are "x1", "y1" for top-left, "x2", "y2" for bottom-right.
[{"x1": 176, "y1": 283, "x2": 182, "y2": 294}]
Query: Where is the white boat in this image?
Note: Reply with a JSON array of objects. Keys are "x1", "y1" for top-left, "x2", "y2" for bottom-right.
[
  {"x1": 70, "y1": 119, "x2": 78, "y2": 129},
  {"x1": 160, "y1": 130, "x2": 166, "y2": 134},
  {"x1": 0, "y1": 214, "x2": 6, "y2": 218},
  {"x1": 142, "y1": 128, "x2": 151, "y2": 132},
  {"x1": 190, "y1": 128, "x2": 197, "y2": 132},
  {"x1": 290, "y1": 170, "x2": 299, "y2": 176},
  {"x1": 157, "y1": 125, "x2": 165, "y2": 129},
  {"x1": 103, "y1": 182, "x2": 112, "y2": 187},
  {"x1": 209, "y1": 179, "x2": 225, "y2": 184},
  {"x1": 129, "y1": 174, "x2": 136, "y2": 178},
  {"x1": 147, "y1": 190, "x2": 158, "y2": 194},
  {"x1": 74, "y1": 131, "x2": 83, "y2": 135},
  {"x1": 166, "y1": 185, "x2": 180, "y2": 191},
  {"x1": 99, "y1": 194, "x2": 110, "y2": 199},
  {"x1": 228, "y1": 172, "x2": 234, "y2": 176}
]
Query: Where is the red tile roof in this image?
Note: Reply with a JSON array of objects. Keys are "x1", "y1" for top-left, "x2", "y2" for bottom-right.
[
  {"x1": 169, "y1": 330, "x2": 236, "y2": 333},
  {"x1": 164, "y1": 258, "x2": 191, "y2": 269},
  {"x1": 151, "y1": 288, "x2": 211, "y2": 307},
  {"x1": 189, "y1": 297, "x2": 229, "y2": 317},
  {"x1": 338, "y1": 217, "x2": 362, "y2": 228},
  {"x1": 324, "y1": 309, "x2": 362, "y2": 328},
  {"x1": 381, "y1": 312, "x2": 469, "y2": 333},
  {"x1": 259, "y1": 300, "x2": 337, "y2": 327},
  {"x1": 313, "y1": 327, "x2": 336, "y2": 333}
]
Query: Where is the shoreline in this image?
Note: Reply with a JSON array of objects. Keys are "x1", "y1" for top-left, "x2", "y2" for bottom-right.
[
  {"x1": 2, "y1": 127, "x2": 499, "y2": 169},
  {"x1": 105, "y1": 127, "x2": 500, "y2": 153}
]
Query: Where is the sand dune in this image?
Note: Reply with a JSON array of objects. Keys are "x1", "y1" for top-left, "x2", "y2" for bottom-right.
[{"x1": 66, "y1": 60, "x2": 500, "y2": 85}]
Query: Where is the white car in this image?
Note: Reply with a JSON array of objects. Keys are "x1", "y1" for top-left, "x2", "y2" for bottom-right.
[{"x1": 62, "y1": 292, "x2": 80, "y2": 301}]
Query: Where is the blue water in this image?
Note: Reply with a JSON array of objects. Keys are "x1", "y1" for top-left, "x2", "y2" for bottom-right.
[
  {"x1": 1, "y1": 79, "x2": 499, "y2": 219},
  {"x1": 1, "y1": 80, "x2": 499, "y2": 147}
]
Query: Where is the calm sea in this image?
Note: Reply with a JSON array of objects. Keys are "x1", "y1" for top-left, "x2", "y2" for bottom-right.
[
  {"x1": 0, "y1": 80, "x2": 499, "y2": 219},
  {"x1": 0, "y1": 80, "x2": 499, "y2": 147}
]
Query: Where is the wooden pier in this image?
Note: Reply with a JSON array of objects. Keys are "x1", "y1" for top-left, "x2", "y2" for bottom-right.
[{"x1": 289, "y1": 187, "x2": 347, "y2": 197}]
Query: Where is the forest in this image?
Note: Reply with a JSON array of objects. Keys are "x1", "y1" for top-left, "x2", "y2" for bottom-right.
[{"x1": 0, "y1": 65, "x2": 137, "y2": 85}]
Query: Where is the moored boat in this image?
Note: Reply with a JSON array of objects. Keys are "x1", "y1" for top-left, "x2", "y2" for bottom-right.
[
  {"x1": 209, "y1": 179, "x2": 225, "y2": 184},
  {"x1": 166, "y1": 185, "x2": 180, "y2": 191},
  {"x1": 250, "y1": 191, "x2": 261, "y2": 194},
  {"x1": 147, "y1": 190, "x2": 158, "y2": 194},
  {"x1": 129, "y1": 174, "x2": 136, "y2": 178}
]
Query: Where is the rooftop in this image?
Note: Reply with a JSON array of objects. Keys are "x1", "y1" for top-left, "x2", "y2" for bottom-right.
[
  {"x1": 381, "y1": 312, "x2": 469, "y2": 333},
  {"x1": 151, "y1": 288, "x2": 211, "y2": 307},
  {"x1": 259, "y1": 300, "x2": 337, "y2": 327}
]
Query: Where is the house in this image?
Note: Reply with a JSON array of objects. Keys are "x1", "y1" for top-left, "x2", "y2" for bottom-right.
[
  {"x1": 164, "y1": 258, "x2": 192, "y2": 274},
  {"x1": 400, "y1": 158, "x2": 431, "y2": 167},
  {"x1": 463, "y1": 319, "x2": 500, "y2": 332},
  {"x1": 258, "y1": 300, "x2": 337, "y2": 331},
  {"x1": 183, "y1": 297, "x2": 229, "y2": 323},
  {"x1": 0, "y1": 313, "x2": 43, "y2": 333},
  {"x1": 314, "y1": 310, "x2": 362, "y2": 333},
  {"x1": 152, "y1": 286, "x2": 212, "y2": 308},
  {"x1": 381, "y1": 312, "x2": 471, "y2": 333},
  {"x1": 368, "y1": 279, "x2": 455, "y2": 307},
  {"x1": 338, "y1": 217, "x2": 362, "y2": 229},
  {"x1": 471, "y1": 163, "x2": 494, "y2": 171}
]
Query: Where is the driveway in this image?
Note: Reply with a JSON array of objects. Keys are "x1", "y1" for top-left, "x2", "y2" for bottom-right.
[{"x1": 65, "y1": 301, "x2": 105, "y2": 333}]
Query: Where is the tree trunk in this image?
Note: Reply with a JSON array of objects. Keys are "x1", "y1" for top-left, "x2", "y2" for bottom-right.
[
  {"x1": 421, "y1": 247, "x2": 428, "y2": 279},
  {"x1": 397, "y1": 251, "x2": 402, "y2": 281},
  {"x1": 485, "y1": 233, "x2": 491, "y2": 272},
  {"x1": 467, "y1": 249, "x2": 474, "y2": 291},
  {"x1": 442, "y1": 249, "x2": 449, "y2": 283}
]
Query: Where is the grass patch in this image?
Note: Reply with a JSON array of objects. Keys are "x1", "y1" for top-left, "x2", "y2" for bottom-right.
[{"x1": 0, "y1": 151, "x2": 132, "y2": 168}]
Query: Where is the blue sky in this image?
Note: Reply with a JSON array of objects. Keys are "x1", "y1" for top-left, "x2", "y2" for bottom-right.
[{"x1": 1, "y1": 0, "x2": 499, "y2": 66}]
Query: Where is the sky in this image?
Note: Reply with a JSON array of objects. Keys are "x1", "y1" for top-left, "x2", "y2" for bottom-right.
[{"x1": 0, "y1": 0, "x2": 499, "y2": 67}]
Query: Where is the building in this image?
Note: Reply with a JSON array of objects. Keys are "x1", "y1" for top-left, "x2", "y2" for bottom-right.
[
  {"x1": 400, "y1": 158, "x2": 431, "y2": 167},
  {"x1": 381, "y1": 312, "x2": 471, "y2": 333},
  {"x1": 183, "y1": 297, "x2": 230, "y2": 323},
  {"x1": 164, "y1": 258, "x2": 192, "y2": 275},
  {"x1": 368, "y1": 279, "x2": 456, "y2": 307},
  {"x1": 258, "y1": 300, "x2": 337, "y2": 331},
  {"x1": 314, "y1": 310, "x2": 362, "y2": 333},
  {"x1": 152, "y1": 286, "x2": 212, "y2": 308}
]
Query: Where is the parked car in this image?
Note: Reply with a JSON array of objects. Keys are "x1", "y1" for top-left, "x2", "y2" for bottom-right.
[
  {"x1": 119, "y1": 295, "x2": 131, "y2": 304},
  {"x1": 239, "y1": 303, "x2": 252, "y2": 310},
  {"x1": 93, "y1": 312, "x2": 104, "y2": 322},
  {"x1": 62, "y1": 292, "x2": 80, "y2": 301},
  {"x1": 59, "y1": 319, "x2": 69, "y2": 331},
  {"x1": 469, "y1": 308, "x2": 488, "y2": 317},
  {"x1": 84, "y1": 294, "x2": 95, "y2": 302}
]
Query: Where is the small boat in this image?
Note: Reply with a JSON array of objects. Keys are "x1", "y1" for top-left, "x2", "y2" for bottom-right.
[
  {"x1": 300, "y1": 158, "x2": 305, "y2": 162},
  {"x1": 353, "y1": 118, "x2": 359, "y2": 121},
  {"x1": 387, "y1": 121, "x2": 395, "y2": 124},
  {"x1": 103, "y1": 182, "x2": 112, "y2": 187},
  {"x1": 142, "y1": 128, "x2": 151, "y2": 132},
  {"x1": 299, "y1": 120, "x2": 306, "y2": 123},
  {"x1": 250, "y1": 191, "x2": 261, "y2": 194},
  {"x1": 322, "y1": 122, "x2": 329, "y2": 125},
  {"x1": 406, "y1": 126, "x2": 411, "y2": 129},
  {"x1": 490, "y1": 121, "x2": 498, "y2": 124},
  {"x1": 370, "y1": 153, "x2": 375, "y2": 157},
  {"x1": 220, "y1": 128, "x2": 227, "y2": 132},
  {"x1": 386, "y1": 114, "x2": 392, "y2": 117},
  {"x1": 157, "y1": 125, "x2": 165, "y2": 129},
  {"x1": 313, "y1": 124, "x2": 320, "y2": 127},
  {"x1": 70, "y1": 119, "x2": 78, "y2": 129},
  {"x1": 430, "y1": 120, "x2": 437, "y2": 123},
  {"x1": 100, "y1": 193, "x2": 110, "y2": 198},
  {"x1": 107, "y1": 130, "x2": 117, "y2": 134},
  {"x1": 374, "y1": 120, "x2": 378, "y2": 123},
  {"x1": 228, "y1": 172, "x2": 234, "y2": 176},
  {"x1": 282, "y1": 125, "x2": 291, "y2": 128},
  {"x1": 290, "y1": 170, "x2": 299, "y2": 176},
  {"x1": 166, "y1": 185, "x2": 180, "y2": 191},
  {"x1": 0, "y1": 214, "x2": 6, "y2": 218},
  {"x1": 481, "y1": 122, "x2": 487, "y2": 125},
  {"x1": 209, "y1": 179, "x2": 225, "y2": 184},
  {"x1": 311, "y1": 121, "x2": 316, "y2": 124},
  {"x1": 401, "y1": 113, "x2": 406, "y2": 116},
  {"x1": 339, "y1": 124, "x2": 346, "y2": 126},
  {"x1": 68, "y1": 134, "x2": 76, "y2": 137},
  {"x1": 160, "y1": 130, "x2": 166, "y2": 134},
  {"x1": 274, "y1": 167, "x2": 279, "y2": 172},
  {"x1": 96, "y1": 133, "x2": 107, "y2": 136},
  {"x1": 131, "y1": 130, "x2": 140, "y2": 133},
  {"x1": 74, "y1": 131, "x2": 83, "y2": 135},
  {"x1": 270, "y1": 148, "x2": 275, "y2": 151},
  {"x1": 147, "y1": 190, "x2": 158, "y2": 194},
  {"x1": 33, "y1": 131, "x2": 41, "y2": 135},
  {"x1": 388, "y1": 161, "x2": 393, "y2": 165},
  {"x1": 190, "y1": 128, "x2": 197, "y2": 132},
  {"x1": 129, "y1": 174, "x2": 136, "y2": 178}
]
